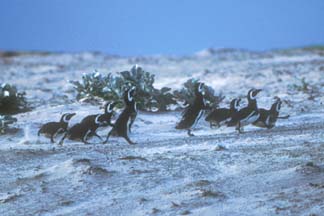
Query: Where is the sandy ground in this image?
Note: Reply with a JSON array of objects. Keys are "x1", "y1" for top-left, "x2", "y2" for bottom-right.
[{"x1": 0, "y1": 48, "x2": 324, "y2": 215}]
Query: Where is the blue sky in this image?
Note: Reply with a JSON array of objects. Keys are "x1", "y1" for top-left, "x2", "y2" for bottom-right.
[{"x1": 0, "y1": 0, "x2": 323, "y2": 56}]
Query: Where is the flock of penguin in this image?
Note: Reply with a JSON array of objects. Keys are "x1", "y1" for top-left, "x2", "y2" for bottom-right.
[{"x1": 38, "y1": 83, "x2": 288, "y2": 145}]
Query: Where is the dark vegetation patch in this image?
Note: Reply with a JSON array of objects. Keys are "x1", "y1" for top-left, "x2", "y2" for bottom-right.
[
  {"x1": 71, "y1": 65, "x2": 224, "y2": 112},
  {"x1": 0, "y1": 83, "x2": 30, "y2": 115}
]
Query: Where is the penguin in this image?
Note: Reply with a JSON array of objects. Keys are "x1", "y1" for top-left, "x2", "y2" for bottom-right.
[
  {"x1": 175, "y1": 82, "x2": 206, "y2": 136},
  {"x1": 59, "y1": 114, "x2": 104, "y2": 145},
  {"x1": 59, "y1": 102, "x2": 117, "y2": 145},
  {"x1": 227, "y1": 88, "x2": 262, "y2": 133},
  {"x1": 80, "y1": 101, "x2": 117, "y2": 128},
  {"x1": 124, "y1": 86, "x2": 137, "y2": 133},
  {"x1": 38, "y1": 113, "x2": 76, "y2": 143},
  {"x1": 103, "y1": 87, "x2": 137, "y2": 144},
  {"x1": 252, "y1": 98, "x2": 289, "y2": 129},
  {"x1": 205, "y1": 98, "x2": 241, "y2": 128}
]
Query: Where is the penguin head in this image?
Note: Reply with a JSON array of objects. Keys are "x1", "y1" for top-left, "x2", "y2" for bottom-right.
[
  {"x1": 104, "y1": 102, "x2": 117, "y2": 114},
  {"x1": 178, "y1": 100, "x2": 190, "y2": 108},
  {"x1": 195, "y1": 82, "x2": 205, "y2": 96},
  {"x1": 272, "y1": 97, "x2": 282, "y2": 113},
  {"x1": 247, "y1": 88, "x2": 262, "y2": 101},
  {"x1": 124, "y1": 86, "x2": 136, "y2": 103},
  {"x1": 230, "y1": 98, "x2": 241, "y2": 111},
  {"x1": 94, "y1": 114, "x2": 109, "y2": 126},
  {"x1": 60, "y1": 113, "x2": 76, "y2": 123}
]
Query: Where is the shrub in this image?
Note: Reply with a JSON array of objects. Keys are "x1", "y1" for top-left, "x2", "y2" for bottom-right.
[
  {"x1": 173, "y1": 78, "x2": 224, "y2": 109},
  {"x1": 70, "y1": 71, "x2": 124, "y2": 104},
  {"x1": 0, "y1": 83, "x2": 29, "y2": 115},
  {"x1": 71, "y1": 66, "x2": 223, "y2": 112},
  {"x1": 119, "y1": 65, "x2": 177, "y2": 111}
]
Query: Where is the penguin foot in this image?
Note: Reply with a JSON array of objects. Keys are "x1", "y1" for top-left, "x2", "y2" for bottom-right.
[
  {"x1": 187, "y1": 130, "x2": 195, "y2": 137},
  {"x1": 235, "y1": 127, "x2": 244, "y2": 134},
  {"x1": 278, "y1": 115, "x2": 290, "y2": 119}
]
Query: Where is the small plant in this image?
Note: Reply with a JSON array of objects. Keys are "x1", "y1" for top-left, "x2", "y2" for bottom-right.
[
  {"x1": 292, "y1": 77, "x2": 309, "y2": 93},
  {"x1": 0, "y1": 115, "x2": 17, "y2": 134},
  {"x1": 290, "y1": 77, "x2": 321, "y2": 100},
  {"x1": 119, "y1": 65, "x2": 177, "y2": 111},
  {"x1": 70, "y1": 66, "x2": 177, "y2": 112},
  {"x1": 173, "y1": 78, "x2": 224, "y2": 109},
  {"x1": 70, "y1": 72, "x2": 124, "y2": 104},
  {"x1": 0, "y1": 83, "x2": 29, "y2": 114}
]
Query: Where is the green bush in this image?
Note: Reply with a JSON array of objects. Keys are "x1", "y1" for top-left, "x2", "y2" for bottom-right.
[
  {"x1": 70, "y1": 71, "x2": 124, "y2": 103},
  {"x1": 0, "y1": 83, "x2": 29, "y2": 115},
  {"x1": 71, "y1": 66, "x2": 223, "y2": 112},
  {"x1": 173, "y1": 78, "x2": 224, "y2": 109}
]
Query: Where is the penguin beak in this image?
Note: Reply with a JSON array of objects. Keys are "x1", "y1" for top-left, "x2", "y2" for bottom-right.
[
  {"x1": 256, "y1": 89, "x2": 262, "y2": 94},
  {"x1": 68, "y1": 113, "x2": 76, "y2": 120},
  {"x1": 274, "y1": 96, "x2": 281, "y2": 102},
  {"x1": 70, "y1": 113, "x2": 76, "y2": 117}
]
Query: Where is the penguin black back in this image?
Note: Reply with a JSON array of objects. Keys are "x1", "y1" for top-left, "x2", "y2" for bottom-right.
[
  {"x1": 176, "y1": 82, "x2": 206, "y2": 136},
  {"x1": 38, "y1": 113, "x2": 75, "y2": 143}
]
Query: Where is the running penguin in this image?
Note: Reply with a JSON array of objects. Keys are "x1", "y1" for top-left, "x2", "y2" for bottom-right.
[
  {"x1": 253, "y1": 97, "x2": 289, "y2": 129},
  {"x1": 59, "y1": 102, "x2": 117, "y2": 145},
  {"x1": 176, "y1": 82, "x2": 207, "y2": 136},
  {"x1": 103, "y1": 87, "x2": 137, "y2": 144},
  {"x1": 38, "y1": 113, "x2": 76, "y2": 143},
  {"x1": 205, "y1": 98, "x2": 241, "y2": 128},
  {"x1": 227, "y1": 88, "x2": 262, "y2": 133}
]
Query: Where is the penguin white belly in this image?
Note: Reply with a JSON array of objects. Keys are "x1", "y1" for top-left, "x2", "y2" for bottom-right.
[
  {"x1": 53, "y1": 128, "x2": 65, "y2": 138},
  {"x1": 265, "y1": 116, "x2": 271, "y2": 127},
  {"x1": 219, "y1": 117, "x2": 231, "y2": 126},
  {"x1": 192, "y1": 110, "x2": 204, "y2": 129},
  {"x1": 83, "y1": 129, "x2": 92, "y2": 141},
  {"x1": 240, "y1": 111, "x2": 260, "y2": 126}
]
